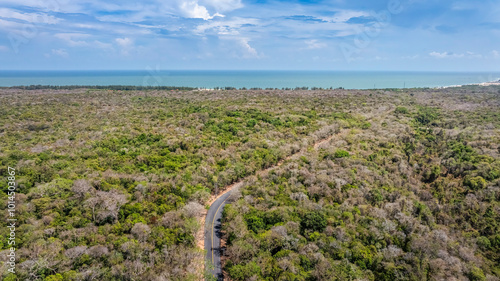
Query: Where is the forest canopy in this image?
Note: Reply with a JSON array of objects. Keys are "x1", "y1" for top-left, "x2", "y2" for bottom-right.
[{"x1": 0, "y1": 86, "x2": 499, "y2": 281}]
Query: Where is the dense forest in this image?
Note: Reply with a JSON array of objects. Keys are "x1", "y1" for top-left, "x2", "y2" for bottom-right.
[
  {"x1": 0, "y1": 86, "x2": 499, "y2": 280},
  {"x1": 221, "y1": 87, "x2": 500, "y2": 281}
]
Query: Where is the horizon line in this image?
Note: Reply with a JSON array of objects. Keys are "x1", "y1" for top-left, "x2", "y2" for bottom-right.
[{"x1": 1, "y1": 69, "x2": 500, "y2": 73}]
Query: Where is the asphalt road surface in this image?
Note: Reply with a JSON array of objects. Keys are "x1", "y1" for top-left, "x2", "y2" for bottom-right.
[
  {"x1": 204, "y1": 183, "x2": 241, "y2": 280},
  {"x1": 203, "y1": 126, "x2": 352, "y2": 280}
]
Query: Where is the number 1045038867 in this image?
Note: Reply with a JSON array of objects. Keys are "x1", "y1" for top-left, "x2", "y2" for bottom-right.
[{"x1": 7, "y1": 167, "x2": 16, "y2": 217}]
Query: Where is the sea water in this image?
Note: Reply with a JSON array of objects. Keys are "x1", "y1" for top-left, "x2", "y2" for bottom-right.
[{"x1": 0, "y1": 70, "x2": 498, "y2": 89}]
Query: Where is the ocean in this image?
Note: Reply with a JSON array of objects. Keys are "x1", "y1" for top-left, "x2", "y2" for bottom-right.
[{"x1": 0, "y1": 70, "x2": 499, "y2": 89}]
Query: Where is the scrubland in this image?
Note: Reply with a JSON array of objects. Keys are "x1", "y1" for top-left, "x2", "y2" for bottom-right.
[{"x1": 0, "y1": 86, "x2": 499, "y2": 281}]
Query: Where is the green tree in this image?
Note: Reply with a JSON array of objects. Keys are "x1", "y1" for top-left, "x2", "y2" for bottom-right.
[
  {"x1": 227, "y1": 261, "x2": 261, "y2": 280},
  {"x1": 334, "y1": 149, "x2": 350, "y2": 158},
  {"x1": 464, "y1": 176, "x2": 487, "y2": 190},
  {"x1": 301, "y1": 211, "x2": 327, "y2": 232}
]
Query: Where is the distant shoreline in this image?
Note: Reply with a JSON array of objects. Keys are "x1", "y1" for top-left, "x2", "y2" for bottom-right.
[
  {"x1": 1, "y1": 71, "x2": 499, "y2": 90},
  {"x1": 1, "y1": 80, "x2": 500, "y2": 91},
  {"x1": 438, "y1": 79, "x2": 500, "y2": 89}
]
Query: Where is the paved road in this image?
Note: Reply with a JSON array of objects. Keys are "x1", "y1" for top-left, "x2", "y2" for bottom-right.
[
  {"x1": 202, "y1": 124, "x2": 378, "y2": 280},
  {"x1": 203, "y1": 131, "x2": 341, "y2": 280},
  {"x1": 204, "y1": 183, "x2": 241, "y2": 280}
]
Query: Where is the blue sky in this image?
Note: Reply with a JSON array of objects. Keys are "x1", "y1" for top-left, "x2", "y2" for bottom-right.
[{"x1": 0, "y1": 0, "x2": 499, "y2": 71}]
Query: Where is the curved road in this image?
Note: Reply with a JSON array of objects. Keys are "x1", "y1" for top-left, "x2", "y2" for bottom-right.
[
  {"x1": 203, "y1": 113, "x2": 388, "y2": 280},
  {"x1": 203, "y1": 134, "x2": 338, "y2": 280},
  {"x1": 204, "y1": 183, "x2": 242, "y2": 280}
]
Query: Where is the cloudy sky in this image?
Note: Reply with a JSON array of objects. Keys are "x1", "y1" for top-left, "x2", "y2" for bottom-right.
[{"x1": 0, "y1": 0, "x2": 499, "y2": 71}]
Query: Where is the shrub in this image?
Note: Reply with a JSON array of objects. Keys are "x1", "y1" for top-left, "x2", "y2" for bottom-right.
[
  {"x1": 361, "y1": 122, "x2": 372, "y2": 129},
  {"x1": 341, "y1": 184, "x2": 358, "y2": 192},
  {"x1": 395, "y1": 106, "x2": 409, "y2": 114},
  {"x1": 422, "y1": 165, "x2": 441, "y2": 182},
  {"x1": 301, "y1": 211, "x2": 327, "y2": 232},
  {"x1": 245, "y1": 215, "x2": 265, "y2": 233},
  {"x1": 334, "y1": 149, "x2": 350, "y2": 158},
  {"x1": 415, "y1": 106, "x2": 439, "y2": 125},
  {"x1": 368, "y1": 189, "x2": 384, "y2": 206},
  {"x1": 469, "y1": 266, "x2": 486, "y2": 281},
  {"x1": 463, "y1": 176, "x2": 487, "y2": 190},
  {"x1": 44, "y1": 274, "x2": 63, "y2": 281},
  {"x1": 227, "y1": 261, "x2": 261, "y2": 280},
  {"x1": 477, "y1": 236, "x2": 491, "y2": 249}
]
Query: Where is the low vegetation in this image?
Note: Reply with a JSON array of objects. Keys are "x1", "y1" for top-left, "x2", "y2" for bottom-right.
[
  {"x1": 222, "y1": 86, "x2": 500, "y2": 281},
  {"x1": 0, "y1": 86, "x2": 499, "y2": 280}
]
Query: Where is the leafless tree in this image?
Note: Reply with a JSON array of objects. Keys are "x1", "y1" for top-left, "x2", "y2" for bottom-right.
[
  {"x1": 182, "y1": 201, "x2": 204, "y2": 218},
  {"x1": 87, "y1": 245, "x2": 109, "y2": 258},
  {"x1": 72, "y1": 179, "x2": 93, "y2": 198},
  {"x1": 84, "y1": 189, "x2": 127, "y2": 223},
  {"x1": 131, "y1": 223, "x2": 152, "y2": 242},
  {"x1": 65, "y1": 246, "x2": 88, "y2": 260}
]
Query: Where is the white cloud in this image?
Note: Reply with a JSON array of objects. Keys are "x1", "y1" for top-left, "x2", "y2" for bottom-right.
[
  {"x1": 179, "y1": 1, "x2": 225, "y2": 20},
  {"x1": 319, "y1": 10, "x2": 370, "y2": 23},
  {"x1": 51, "y1": 48, "x2": 68, "y2": 57},
  {"x1": 466, "y1": 51, "x2": 482, "y2": 59},
  {"x1": 238, "y1": 38, "x2": 258, "y2": 58},
  {"x1": 92, "y1": 40, "x2": 113, "y2": 50},
  {"x1": 158, "y1": 0, "x2": 243, "y2": 21},
  {"x1": 451, "y1": 1, "x2": 476, "y2": 11},
  {"x1": 429, "y1": 51, "x2": 464, "y2": 58},
  {"x1": 402, "y1": 55, "x2": 420, "y2": 60},
  {"x1": 0, "y1": 8, "x2": 61, "y2": 24},
  {"x1": 116, "y1": 37, "x2": 132, "y2": 47},
  {"x1": 115, "y1": 37, "x2": 134, "y2": 55},
  {"x1": 268, "y1": 15, "x2": 367, "y2": 39},
  {"x1": 0, "y1": 0, "x2": 237, "y2": 24},
  {"x1": 0, "y1": 18, "x2": 27, "y2": 31},
  {"x1": 429, "y1": 51, "x2": 485, "y2": 59},
  {"x1": 0, "y1": 0, "x2": 136, "y2": 15},
  {"x1": 304, "y1": 39, "x2": 327, "y2": 49},
  {"x1": 220, "y1": 36, "x2": 260, "y2": 58},
  {"x1": 55, "y1": 33, "x2": 113, "y2": 49},
  {"x1": 195, "y1": 17, "x2": 258, "y2": 35},
  {"x1": 0, "y1": 0, "x2": 65, "y2": 11},
  {"x1": 2, "y1": 0, "x2": 498, "y2": 70},
  {"x1": 200, "y1": 0, "x2": 243, "y2": 12},
  {"x1": 74, "y1": 23, "x2": 100, "y2": 29},
  {"x1": 0, "y1": 45, "x2": 9, "y2": 51},
  {"x1": 55, "y1": 33, "x2": 91, "y2": 46}
]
